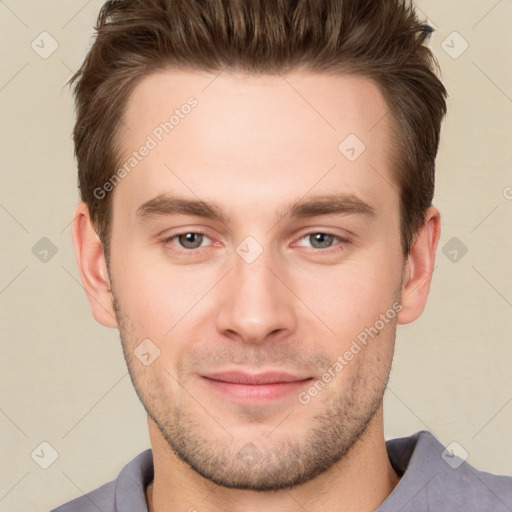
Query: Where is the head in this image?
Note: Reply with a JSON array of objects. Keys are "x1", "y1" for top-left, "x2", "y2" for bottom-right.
[{"x1": 71, "y1": 0, "x2": 446, "y2": 491}]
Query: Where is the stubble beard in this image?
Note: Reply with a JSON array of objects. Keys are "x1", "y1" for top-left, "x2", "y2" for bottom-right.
[{"x1": 111, "y1": 289, "x2": 395, "y2": 491}]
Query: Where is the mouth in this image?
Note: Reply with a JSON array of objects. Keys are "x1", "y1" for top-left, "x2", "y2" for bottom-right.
[{"x1": 200, "y1": 370, "x2": 314, "y2": 404}]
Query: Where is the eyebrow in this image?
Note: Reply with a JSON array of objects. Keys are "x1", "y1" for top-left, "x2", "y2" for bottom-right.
[{"x1": 135, "y1": 193, "x2": 376, "y2": 225}]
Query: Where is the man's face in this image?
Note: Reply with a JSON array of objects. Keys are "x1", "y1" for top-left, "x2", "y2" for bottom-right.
[{"x1": 108, "y1": 68, "x2": 405, "y2": 489}]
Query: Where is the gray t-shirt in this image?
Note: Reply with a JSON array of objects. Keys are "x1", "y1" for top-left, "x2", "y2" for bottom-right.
[{"x1": 51, "y1": 430, "x2": 512, "y2": 511}]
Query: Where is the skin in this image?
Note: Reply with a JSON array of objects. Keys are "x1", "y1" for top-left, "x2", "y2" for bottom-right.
[{"x1": 72, "y1": 68, "x2": 440, "y2": 512}]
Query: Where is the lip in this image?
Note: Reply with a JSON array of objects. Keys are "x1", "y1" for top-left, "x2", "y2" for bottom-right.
[
  {"x1": 200, "y1": 370, "x2": 314, "y2": 404},
  {"x1": 203, "y1": 370, "x2": 310, "y2": 384}
]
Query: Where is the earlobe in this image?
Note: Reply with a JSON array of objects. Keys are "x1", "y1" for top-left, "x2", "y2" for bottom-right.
[
  {"x1": 397, "y1": 206, "x2": 441, "y2": 325},
  {"x1": 71, "y1": 202, "x2": 118, "y2": 328}
]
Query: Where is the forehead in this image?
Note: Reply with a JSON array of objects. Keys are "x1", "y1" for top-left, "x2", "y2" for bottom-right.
[{"x1": 114, "y1": 67, "x2": 397, "y2": 217}]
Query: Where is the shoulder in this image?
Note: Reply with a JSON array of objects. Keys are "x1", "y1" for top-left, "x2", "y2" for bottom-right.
[
  {"x1": 50, "y1": 480, "x2": 116, "y2": 512},
  {"x1": 443, "y1": 458, "x2": 512, "y2": 510},
  {"x1": 383, "y1": 431, "x2": 512, "y2": 511},
  {"x1": 49, "y1": 449, "x2": 154, "y2": 512}
]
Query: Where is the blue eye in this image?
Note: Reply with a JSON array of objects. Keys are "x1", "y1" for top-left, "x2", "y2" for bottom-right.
[
  {"x1": 306, "y1": 233, "x2": 336, "y2": 249},
  {"x1": 296, "y1": 232, "x2": 348, "y2": 250},
  {"x1": 162, "y1": 230, "x2": 349, "y2": 257},
  {"x1": 164, "y1": 231, "x2": 212, "y2": 253},
  {"x1": 176, "y1": 232, "x2": 208, "y2": 249}
]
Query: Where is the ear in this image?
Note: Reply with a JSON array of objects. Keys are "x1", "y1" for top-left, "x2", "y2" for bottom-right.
[
  {"x1": 397, "y1": 206, "x2": 441, "y2": 325},
  {"x1": 71, "y1": 202, "x2": 118, "y2": 328}
]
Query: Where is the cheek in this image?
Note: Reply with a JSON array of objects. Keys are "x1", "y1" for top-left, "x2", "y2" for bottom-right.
[
  {"x1": 111, "y1": 218, "x2": 403, "y2": 353},
  {"x1": 110, "y1": 252, "x2": 223, "y2": 368},
  {"x1": 297, "y1": 251, "x2": 402, "y2": 334}
]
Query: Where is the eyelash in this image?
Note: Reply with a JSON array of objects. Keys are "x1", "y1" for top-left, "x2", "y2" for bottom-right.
[{"x1": 162, "y1": 230, "x2": 350, "y2": 256}]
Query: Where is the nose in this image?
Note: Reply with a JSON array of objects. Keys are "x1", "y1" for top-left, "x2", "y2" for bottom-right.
[{"x1": 215, "y1": 245, "x2": 298, "y2": 345}]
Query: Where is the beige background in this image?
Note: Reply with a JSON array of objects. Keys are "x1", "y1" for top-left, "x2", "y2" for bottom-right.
[{"x1": 0, "y1": 1, "x2": 511, "y2": 511}]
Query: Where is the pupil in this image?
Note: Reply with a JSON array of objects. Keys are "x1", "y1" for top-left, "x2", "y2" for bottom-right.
[
  {"x1": 312, "y1": 233, "x2": 332, "y2": 248},
  {"x1": 181, "y1": 233, "x2": 201, "y2": 248}
]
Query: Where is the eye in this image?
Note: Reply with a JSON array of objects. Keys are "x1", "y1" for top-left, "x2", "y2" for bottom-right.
[
  {"x1": 161, "y1": 230, "x2": 349, "y2": 256},
  {"x1": 295, "y1": 232, "x2": 348, "y2": 250},
  {"x1": 164, "y1": 231, "x2": 212, "y2": 252}
]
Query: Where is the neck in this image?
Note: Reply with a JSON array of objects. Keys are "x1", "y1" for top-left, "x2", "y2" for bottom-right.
[{"x1": 145, "y1": 406, "x2": 400, "y2": 512}]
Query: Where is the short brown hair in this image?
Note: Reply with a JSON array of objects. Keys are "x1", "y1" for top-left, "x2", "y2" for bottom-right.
[{"x1": 70, "y1": 0, "x2": 447, "y2": 259}]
